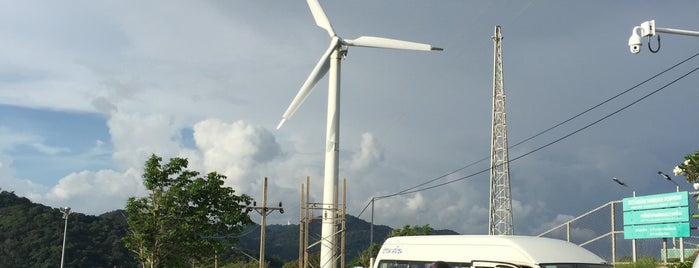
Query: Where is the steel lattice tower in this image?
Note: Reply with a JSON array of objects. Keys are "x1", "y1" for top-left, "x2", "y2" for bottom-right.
[{"x1": 488, "y1": 25, "x2": 514, "y2": 235}]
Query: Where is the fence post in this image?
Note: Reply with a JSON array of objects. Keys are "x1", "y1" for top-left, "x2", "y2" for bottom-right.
[{"x1": 611, "y1": 201, "x2": 616, "y2": 264}]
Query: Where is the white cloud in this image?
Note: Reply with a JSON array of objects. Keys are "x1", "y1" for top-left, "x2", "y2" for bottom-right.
[
  {"x1": 405, "y1": 192, "x2": 425, "y2": 211},
  {"x1": 30, "y1": 142, "x2": 70, "y2": 155},
  {"x1": 193, "y1": 119, "x2": 282, "y2": 192},
  {"x1": 348, "y1": 132, "x2": 384, "y2": 173},
  {"x1": 41, "y1": 168, "x2": 145, "y2": 215},
  {"x1": 108, "y1": 111, "x2": 184, "y2": 169}
]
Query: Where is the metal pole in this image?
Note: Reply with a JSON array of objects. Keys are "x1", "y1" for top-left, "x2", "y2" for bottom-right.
[
  {"x1": 658, "y1": 171, "x2": 685, "y2": 262},
  {"x1": 662, "y1": 238, "x2": 668, "y2": 265},
  {"x1": 341, "y1": 179, "x2": 346, "y2": 268},
  {"x1": 60, "y1": 207, "x2": 71, "y2": 268},
  {"x1": 259, "y1": 178, "x2": 268, "y2": 268},
  {"x1": 370, "y1": 198, "x2": 375, "y2": 268},
  {"x1": 612, "y1": 178, "x2": 636, "y2": 262},
  {"x1": 299, "y1": 183, "x2": 304, "y2": 268},
  {"x1": 632, "y1": 191, "x2": 637, "y2": 263},
  {"x1": 656, "y1": 27, "x2": 699, "y2": 37},
  {"x1": 611, "y1": 202, "x2": 616, "y2": 264},
  {"x1": 304, "y1": 177, "x2": 310, "y2": 268}
]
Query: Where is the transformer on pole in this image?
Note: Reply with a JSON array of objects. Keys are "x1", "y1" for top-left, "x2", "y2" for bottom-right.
[{"x1": 488, "y1": 25, "x2": 514, "y2": 235}]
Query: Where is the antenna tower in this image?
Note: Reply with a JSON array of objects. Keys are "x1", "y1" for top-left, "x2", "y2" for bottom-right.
[{"x1": 488, "y1": 25, "x2": 514, "y2": 235}]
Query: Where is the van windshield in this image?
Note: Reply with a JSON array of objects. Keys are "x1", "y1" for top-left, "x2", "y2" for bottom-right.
[{"x1": 540, "y1": 263, "x2": 612, "y2": 268}]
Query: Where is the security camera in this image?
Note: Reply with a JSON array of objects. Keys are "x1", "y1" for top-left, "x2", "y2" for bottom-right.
[{"x1": 628, "y1": 26, "x2": 643, "y2": 54}]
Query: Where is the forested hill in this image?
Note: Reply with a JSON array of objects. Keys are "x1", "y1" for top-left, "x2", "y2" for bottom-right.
[
  {"x1": 0, "y1": 190, "x2": 458, "y2": 267},
  {"x1": 0, "y1": 190, "x2": 137, "y2": 267}
]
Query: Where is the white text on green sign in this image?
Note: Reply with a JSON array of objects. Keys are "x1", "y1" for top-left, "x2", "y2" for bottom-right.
[
  {"x1": 623, "y1": 206, "x2": 689, "y2": 225},
  {"x1": 622, "y1": 191, "x2": 689, "y2": 211},
  {"x1": 624, "y1": 222, "x2": 690, "y2": 239}
]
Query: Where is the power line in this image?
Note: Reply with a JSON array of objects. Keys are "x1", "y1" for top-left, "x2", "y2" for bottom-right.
[
  {"x1": 379, "y1": 63, "x2": 699, "y2": 199},
  {"x1": 357, "y1": 52, "x2": 699, "y2": 217}
]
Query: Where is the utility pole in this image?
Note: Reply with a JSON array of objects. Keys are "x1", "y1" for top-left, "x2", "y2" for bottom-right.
[
  {"x1": 59, "y1": 207, "x2": 72, "y2": 268},
  {"x1": 489, "y1": 25, "x2": 514, "y2": 235},
  {"x1": 246, "y1": 177, "x2": 284, "y2": 268},
  {"x1": 299, "y1": 177, "x2": 347, "y2": 268}
]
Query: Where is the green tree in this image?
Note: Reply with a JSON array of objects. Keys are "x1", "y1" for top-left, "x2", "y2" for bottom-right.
[
  {"x1": 347, "y1": 243, "x2": 381, "y2": 268},
  {"x1": 388, "y1": 224, "x2": 432, "y2": 237},
  {"x1": 674, "y1": 150, "x2": 699, "y2": 183},
  {"x1": 123, "y1": 154, "x2": 253, "y2": 268}
]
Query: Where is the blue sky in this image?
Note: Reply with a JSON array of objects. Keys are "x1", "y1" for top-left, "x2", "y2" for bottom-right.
[
  {"x1": 1, "y1": 0, "x2": 699, "y2": 240},
  {"x1": 0, "y1": 106, "x2": 112, "y2": 180}
]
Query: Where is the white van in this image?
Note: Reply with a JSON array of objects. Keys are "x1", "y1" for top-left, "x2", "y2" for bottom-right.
[{"x1": 373, "y1": 235, "x2": 611, "y2": 268}]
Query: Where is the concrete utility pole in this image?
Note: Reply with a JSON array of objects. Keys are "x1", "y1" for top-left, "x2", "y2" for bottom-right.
[
  {"x1": 489, "y1": 25, "x2": 514, "y2": 235},
  {"x1": 246, "y1": 177, "x2": 284, "y2": 268}
]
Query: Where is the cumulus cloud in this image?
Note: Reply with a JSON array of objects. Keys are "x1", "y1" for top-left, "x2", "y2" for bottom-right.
[
  {"x1": 5, "y1": 113, "x2": 289, "y2": 215},
  {"x1": 193, "y1": 119, "x2": 281, "y2": 192},
  {"x1": 348, "y1": 132, "x2": 384, "y2": 173},
  {"x1": 41, "y1": 168, "x2": 145, "y2": 215},
  {"x1": 108, "y1": 111, "x2": 184, "y2": 169},
  {"x1": 405, "y1": 192, "x2": 425, "y2": 211}
]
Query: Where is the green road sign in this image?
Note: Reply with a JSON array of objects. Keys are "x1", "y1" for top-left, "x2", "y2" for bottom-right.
[
  {"x1": 621, "y1": 191, "x2": 691, "y2": 240},
  {"x1": 623, "y1": 191, "x2": 689, "y2": 211},
  {"x1": 624, "y1": 222, "x2": 690, "y2": 239},
  {"x1": 623, "y1": 206, "x2": 690, "y2": 225}
]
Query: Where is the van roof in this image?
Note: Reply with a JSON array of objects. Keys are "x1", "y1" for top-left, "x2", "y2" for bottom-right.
[{"x1": 377, "y1": 235, "x2": 607, "y2": 265}]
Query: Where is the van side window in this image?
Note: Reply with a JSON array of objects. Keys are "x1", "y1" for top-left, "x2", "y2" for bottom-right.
[
  {"x1": 541, "y1": 264, "x2": 612, "y2": 268},
  {"x1": 377, "y1": 260, "x2": 468, "y2": 268}
]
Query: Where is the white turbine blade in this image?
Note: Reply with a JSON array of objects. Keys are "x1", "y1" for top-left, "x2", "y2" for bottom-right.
[
  {"x1": 307, "y1": 0, "x2": 335, "y2": 37},
  {"x1": 277, "y1": 38, "x2": 340, "y2": 129},
  {"x1": 343, "y1": 36, "x2": 443, "y2": 51}
]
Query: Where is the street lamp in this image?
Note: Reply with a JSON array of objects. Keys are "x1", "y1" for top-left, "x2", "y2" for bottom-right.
[
  {"x1": 628, "y1": 20, "x2": 699, "y2": 54},
  {"x1": 658, "y1": 171, "x2": 680, "y2": 192},
  {"x1": 611, "y1": 177, "x2": 636, "y2": 262},
  {"x1": 657, "y1": 171, "x2": 685, "y2": 262},
  {"x1": 612, "y1": 177, "x2": 636, "y2": 197},
  {"x1": 59, "y1": 207, "x2": 72, "y2": 268}
]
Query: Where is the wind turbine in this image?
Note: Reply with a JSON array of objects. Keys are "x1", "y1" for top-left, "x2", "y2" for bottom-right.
[{"x1": 276, "y1": 1, "x2": 442, "y2": 267}]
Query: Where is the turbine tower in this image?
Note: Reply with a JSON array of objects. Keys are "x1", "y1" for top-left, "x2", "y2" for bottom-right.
[
  {"x1": 276, "y1": 1, "x2": 441, "y2": 267},
  {"x1": 488, "y1": 25, "x2": 514, "y2": 235}
]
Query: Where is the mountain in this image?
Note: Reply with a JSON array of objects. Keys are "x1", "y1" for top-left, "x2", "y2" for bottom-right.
[
  {"x1": 0, "y1": 190, "x2": 458, "y2": 267},
  {"x1": 0, "y1": 190, "x2": 137, "y2": 268},
  {"x1": 237, "y1": 215, "x2": 459, "y2": 265}
]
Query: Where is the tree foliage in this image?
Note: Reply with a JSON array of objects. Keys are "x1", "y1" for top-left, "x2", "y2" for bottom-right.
[
  {"x1": 0, "y1": 191, "x2": 137, "y2": 267},
  {"x1": 674, "y1": 150, "x2": 699, "y2": 183},
  {"x1": 388, "y1": 224, "x2": 432, "y2": 237},
  {"x1": 347, "y1": 243, "x2": 381, "y2": 268},
  {"x1": 123, "y1": 154, "x2": 253, "y2": 267}
]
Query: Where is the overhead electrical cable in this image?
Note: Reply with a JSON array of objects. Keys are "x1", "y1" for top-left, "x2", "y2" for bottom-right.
[
  {"x1": 395, "y1": 65, "x2": 699, "y2": 197},
  {"x1": 357, "y1": 51, "x2": 699, "y2": 217}
]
